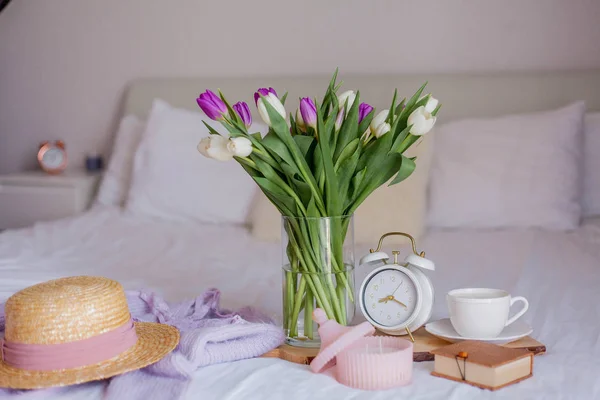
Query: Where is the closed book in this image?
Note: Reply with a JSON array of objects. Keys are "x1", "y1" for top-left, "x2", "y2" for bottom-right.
[{"x1": 431, "y1": 340, "x2": 533, "y2": 390}]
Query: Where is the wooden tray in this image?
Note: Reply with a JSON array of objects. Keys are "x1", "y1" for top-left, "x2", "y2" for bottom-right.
[{"x1": 262, "y1": 327, "x2": 546, "y2": 364}]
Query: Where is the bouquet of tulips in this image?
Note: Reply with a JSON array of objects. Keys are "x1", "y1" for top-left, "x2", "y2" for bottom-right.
[{"x1": 196, "y1": 70, "x2": 439, "y2": 339}]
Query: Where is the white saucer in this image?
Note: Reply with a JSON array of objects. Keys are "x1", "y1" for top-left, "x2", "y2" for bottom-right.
[{"x1": 425, "y1": 318, "x2": 533, "y2": 345}]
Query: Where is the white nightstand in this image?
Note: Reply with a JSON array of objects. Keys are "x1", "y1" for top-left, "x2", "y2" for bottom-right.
[{"x1": 0, "y1": 170, "x2": 101, "y2": 230}]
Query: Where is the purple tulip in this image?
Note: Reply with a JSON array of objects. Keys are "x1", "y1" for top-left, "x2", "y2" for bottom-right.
[
  {"x1": 358, "y1": 102, "x2": 374, "y2": 123},
  {"x1": 299, "y1": 97, "x2": 317, "y2": 129},
  {"x1": 196, "y1": 90, "x2": 227, "y2": 120},
  {"x1": 254, "y1": 87, "x2": 278, "y2": 105},
  {"x1": 233, "y1": 101, "x2": 252, "y2": 128}
]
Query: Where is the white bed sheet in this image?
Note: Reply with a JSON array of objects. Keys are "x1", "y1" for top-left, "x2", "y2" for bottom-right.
[{"x1": 0, "y1": 207, "x2": 599, "y2": 399}]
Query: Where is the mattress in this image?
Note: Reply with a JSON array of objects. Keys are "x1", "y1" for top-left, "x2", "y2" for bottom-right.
[{"x1": 1, "y1": 207, "x2": 599, "y2": 399}]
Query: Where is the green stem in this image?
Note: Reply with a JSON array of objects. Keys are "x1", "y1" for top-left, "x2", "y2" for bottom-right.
[
  {"x1": 285, "y1": 222, "x2": 335, "y2": 319},
  {"x1": 304, "y1": 288, "x2": 314, "y2": 339},
  {"x1": 289, "y1": 276, "x2": 306, "y2": 338},
  {"x1": 284, "y1": 269, "x2": 295, "y2": 332},
  {"x1": 293, "y1": 223, "x2": 344, "y2": 322}
]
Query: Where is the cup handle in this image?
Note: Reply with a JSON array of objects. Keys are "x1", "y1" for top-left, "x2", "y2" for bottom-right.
[{"x1": 505, "y1": 296, "x2": 529, "y2": 327}]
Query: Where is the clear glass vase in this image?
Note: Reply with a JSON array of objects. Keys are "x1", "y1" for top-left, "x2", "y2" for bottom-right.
[{"x1": 281, "y1": 215, "x2": 355, "y2": 347}]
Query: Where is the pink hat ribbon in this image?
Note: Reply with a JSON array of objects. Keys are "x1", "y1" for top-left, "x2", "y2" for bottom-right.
[{"x1": 0, "y1": 318, "x2": 138, "y2": 371}]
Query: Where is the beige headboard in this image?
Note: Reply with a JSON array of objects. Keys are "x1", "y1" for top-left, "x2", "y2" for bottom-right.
[{"x1": 122, "y1": 69, "x2": 600, "y2": 121}]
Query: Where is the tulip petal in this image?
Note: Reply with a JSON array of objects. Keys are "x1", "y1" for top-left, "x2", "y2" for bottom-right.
[
  {"x1": 196, "y1": 89, "x2": 227, "y2": 120},
  {"x1": 200, "y1": 135, "x2": 234, "y2": 161},
  {"x1": 425, "y1": 97, "x2": 439, "y2": 113},
  {"x1": 296, "y1": 108, "x2": 306, "y2": 131},
  {"x1": 197, "y1": 137, "x2": 211, "y2": 157},
  {"x1": 233, "y1": 101, "x2": 252, "y2": 128},
  {"x1": 257, "y1": 98, "x2": 271, "y2": 126},
  {"x1": 254, "y1": 87, "x2": 278, "y2": 105},
  {"x1": 407, "y1": 106, "x2": 436, "y2": 135},
  {"x1": 299, "y1": 97, "x2": 317, "y2": 129},
  {"x1": 358, "y1": 103, "x2": 374, "y2": 124},
  {"x1": 228, "y1": 137, "x2": 253, "y2": 157},
  {"x1": 335, "y1": 109, "x2": 345, "y2": 132},
  {"x1": 338, "y1": 90, "x2": 356, "y2": 111}
]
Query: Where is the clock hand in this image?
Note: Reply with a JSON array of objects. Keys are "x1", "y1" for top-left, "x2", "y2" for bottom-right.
[
  {"x1": 390, "y1": 297, "x2": 408, "y2": 309},
  {"x1": 391, "y1": 283, "x2": 402, "y2": 296},
  {"x1": 378, "y1": 284, "x2": 402, "y2": 304}
]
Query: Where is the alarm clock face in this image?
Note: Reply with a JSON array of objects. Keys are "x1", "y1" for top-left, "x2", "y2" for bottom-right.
[
  {"x1": 41, "y1": 147, "x2": 65, "y2": 168},
  {"x1": 361, "y1": 267, "x2": 421, "y2": 328},
  {"x1": 38, "y1": 143, "x2": 67, "y2": 173}
]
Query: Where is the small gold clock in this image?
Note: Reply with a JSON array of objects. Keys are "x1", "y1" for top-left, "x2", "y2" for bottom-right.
[{"x1": 37, "y1": 141, "x2": 68, "y2": 174}]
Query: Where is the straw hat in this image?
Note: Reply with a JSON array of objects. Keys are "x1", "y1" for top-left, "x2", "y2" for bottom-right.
[{"x1": 0, "y1": 276, "x2": 180, "y2": 389}]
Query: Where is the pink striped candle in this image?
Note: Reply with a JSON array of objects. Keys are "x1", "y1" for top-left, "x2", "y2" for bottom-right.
[{"x1": 336, "y1": 336, "x2": 413, "y2": 390}]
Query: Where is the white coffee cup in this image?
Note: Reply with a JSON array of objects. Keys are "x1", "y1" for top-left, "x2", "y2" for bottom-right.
[{"x1": 447, "y1": 288, "x2": 529, "y2": 338}]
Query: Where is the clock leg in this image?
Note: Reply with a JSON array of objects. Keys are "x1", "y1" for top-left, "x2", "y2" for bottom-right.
[{"x1": 405, "y1": 327, "x2": 415, "y2": 343}]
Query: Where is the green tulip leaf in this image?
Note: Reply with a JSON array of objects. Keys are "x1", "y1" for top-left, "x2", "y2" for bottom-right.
[
  {"x1": 293, "y1": 135, "x2": 315, "y2": 158},
  {"x1": 291, "y1": 176, "x2": 312, "y2": 206},
  {"x1": 325, "y1": 97, "x2": 339, "y2": 147},
  {"x1": 263, "y1": 133, "x2": 298, "y2": 173},
  {"x1": 261, "y1": 188, "x2": 296, "y2": 217},
  {"x1": 237, "y1": 158, "x2": 261, "y2": 176},
  {"x1": 252, "y1": 158, "x2": 294, "y2": 199},
  {"x1": 350, "y1": 167, "x2": 367, "y2": 206},
  {"x1": 389, "y1": 125, "x2": 412, "y2": 154},
  {"x1": 394, "y1": 98, "x2": 406, "y2": 116},
  {"x1": 334, "y1": 138, "x2": 360, "y2": 172},
  {"x1": 253, "y1": 176, "x2": 288, "y2": 198},
  {"x1": 322, "y1": 68, "x2": 340, "y2": 113},
  {"x1": 387, "y1": 89, "x2": 398, "y2": 124},
  {"x1": 218, "y1": 90, "x2": 243, "y2": 127},
  {"x1": 337, "y1": 148, "x2": 360, "y2": 204},
  {"x1": 202, "y1": 121, "x2": 222, "y2": 136},
  {"x1": 260, "y1": 94, "x2": 325, "y2": 214},
  {"x1": 289, "y1": 113, "x2": 300, "y2": 137},
  {"x1": 316, "y1": 102, "x2": 341, "y2": 216},
  {"x1": 388, "y1": 156, "x2": 417, "y2": 186},
  {"x1": 334, "y1": 91, "x2": 360, "y2": 162},
  {"x1": 306, "y1": 195, "x2": 320, "y2": 218},
  {"x1": 398, "y1": 82, "x2": 427, "y2": 121}
]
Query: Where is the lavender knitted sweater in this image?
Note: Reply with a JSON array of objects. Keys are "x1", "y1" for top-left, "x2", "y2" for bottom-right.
[{"x1": 0, "y1": 289, "x2": 284, "y2": 399}]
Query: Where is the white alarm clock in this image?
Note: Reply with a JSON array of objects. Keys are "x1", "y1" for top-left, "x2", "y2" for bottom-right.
[{"x1": 358, "y1": 232, "x2": 435, "y2": 341}]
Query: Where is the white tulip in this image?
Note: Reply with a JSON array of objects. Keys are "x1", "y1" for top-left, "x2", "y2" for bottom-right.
[
  {"x1": 257, "y1": 93, "x2": 286, "y2": 127},
  {"x1": 407, "y1": 106, "x2": 436, "y2": 136},
  {"x1": 197, "y1": 135, "x2": 234, "y2": 161},
  {"x1": 370, "y1": 109, "x2": 391, "y2": 138},
  {"x1": 334, "y1": 109, "x2": 344, "y2": 132},
  {"x1": 227, "y1": 137, "x2": 253, "y2": 157},
  {"x1": 425, "y1": 96, "x2": 439, "y2": 113},
  {"x1": 197, "y1": 137, "x2": 211, "y2": 157},
  {"x1": 337, "y1": 90, "x2": 356, "y2": 111},
  {"x1": 295, "y1": 108, "x2": 306, "y2": 131}
]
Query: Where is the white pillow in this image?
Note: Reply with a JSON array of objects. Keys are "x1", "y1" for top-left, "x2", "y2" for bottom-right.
[
  {"x1": 582, "y1": 113, "x2": 600, "y2": 217},
  {"x1": 427, "y1": 102, "x2": 585, "y2": 230},
  {"x1": 126, "y1": 99, "x2": 265, "y2": 225},
  {"x1": 95, "y1": 115, "x2": 145, "y2": 207}
]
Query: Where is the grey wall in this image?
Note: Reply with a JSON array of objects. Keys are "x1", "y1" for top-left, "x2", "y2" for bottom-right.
[{"x1": 1, "y1": 0, "x2": 599, "y2": 173}]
